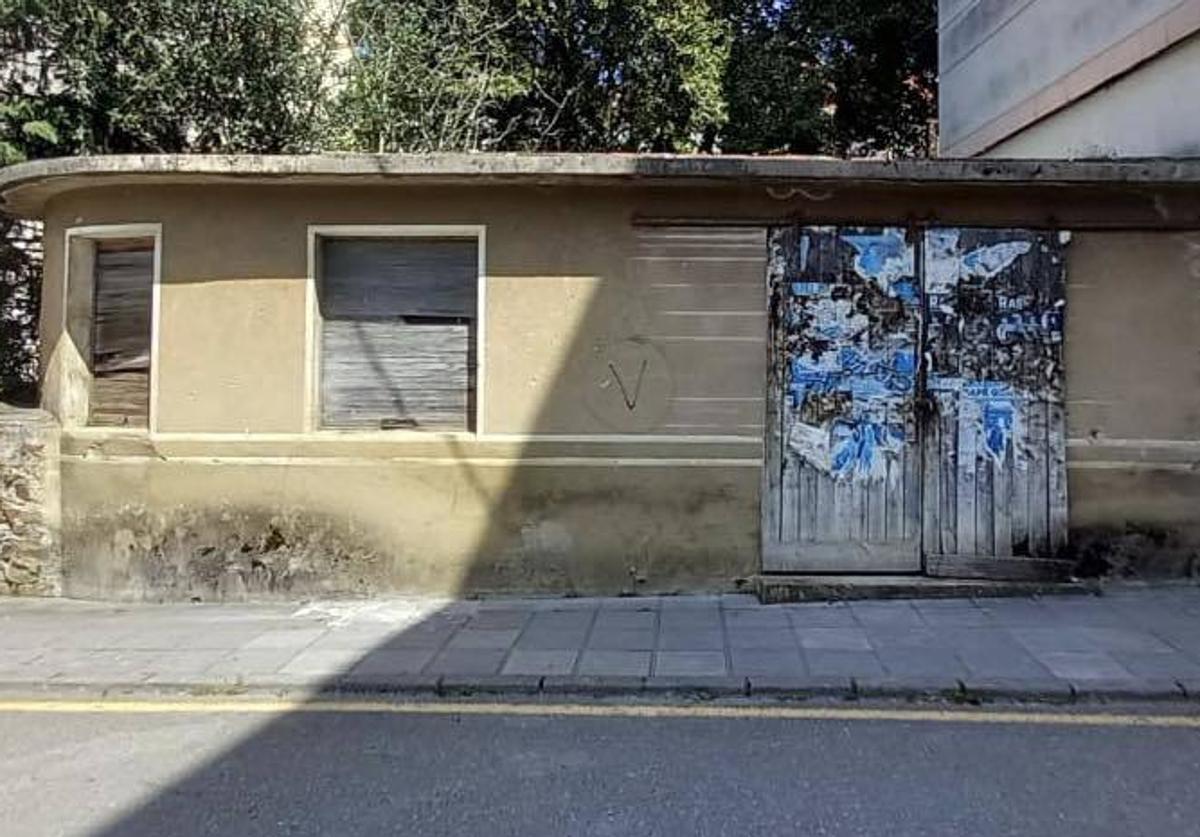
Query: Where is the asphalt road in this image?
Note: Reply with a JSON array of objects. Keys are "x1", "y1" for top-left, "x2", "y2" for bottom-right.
[{"x1": 2, "y1": 700, "x2": 1199, "y2": 837}]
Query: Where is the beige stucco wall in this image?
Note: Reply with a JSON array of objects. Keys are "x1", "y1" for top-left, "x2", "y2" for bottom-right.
[
  {"x1": 40, "y1": 184, "x2": 769, "y2": 598},
  {"x1": 35, "y1": 182, "x2": 1200, "y2": 597}
]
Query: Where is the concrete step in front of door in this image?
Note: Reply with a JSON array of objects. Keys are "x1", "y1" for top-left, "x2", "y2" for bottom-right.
[{"x1": 753, "y1": 574, "x2": 1096, "y2": 604}]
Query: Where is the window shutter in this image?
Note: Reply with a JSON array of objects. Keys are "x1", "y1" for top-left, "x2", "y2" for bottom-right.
[
  {"x1": 319, "y1": 237, "x2": 477, "y2": 430},
  {"x1": 90, "y1": 246, "x2": 153, "y2": 427}
]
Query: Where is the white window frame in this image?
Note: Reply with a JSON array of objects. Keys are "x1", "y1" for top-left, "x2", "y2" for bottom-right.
[
  {"x1": 304, "y1": 224, "x2": 487, "y2": 435},
  {"x1": 61, "y1": 223, "x2": 163, "y2": 432}
]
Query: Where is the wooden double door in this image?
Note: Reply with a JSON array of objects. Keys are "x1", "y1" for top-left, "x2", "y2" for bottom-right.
[{"x1": 762, "y1": 226, "x2": 1068, "y2": 574}]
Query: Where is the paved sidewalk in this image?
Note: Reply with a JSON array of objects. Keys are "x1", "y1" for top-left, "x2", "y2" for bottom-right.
[{"x1": 3, "y1": 588, "x2": 1200, "y2": 700}]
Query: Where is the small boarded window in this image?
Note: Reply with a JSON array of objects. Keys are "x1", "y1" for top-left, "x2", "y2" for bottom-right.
[
  {"x1": 90, "y1": 241, "x2": 154, "y2": 427},
  {"x1": 318, "y1": 237, "x2": 477, "y2": 430}
]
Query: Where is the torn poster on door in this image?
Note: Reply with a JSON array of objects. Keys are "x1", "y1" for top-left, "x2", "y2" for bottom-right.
[{"x1": 787, "y1": 421, "x2": 832, "y2": 472}]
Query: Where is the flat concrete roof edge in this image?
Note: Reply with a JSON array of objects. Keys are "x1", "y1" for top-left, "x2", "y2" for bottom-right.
[{"x1": 5, "y1": 152, "x2": 1200, "y2": 216}]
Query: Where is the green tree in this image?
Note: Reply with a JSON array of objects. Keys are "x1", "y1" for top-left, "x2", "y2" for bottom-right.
[
  {"x1": 326, "y1": 0, "x2": 526, "y2": 153},
  {"x1": 0, "y1": 0, "x2": 327, "y2": 400},
  {"x1": 495, "y1": 0, "x2": 730, "y2": 152},
  {"x1": 721, "y1": 0, "x2": 937, "y2": 156},
  {"x1": 326, "y1": 0, "x2": 730, "y2": 153}
]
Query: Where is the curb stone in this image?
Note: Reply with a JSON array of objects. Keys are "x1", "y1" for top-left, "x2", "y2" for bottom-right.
[{"x1": 2, "y1": 674, "x2": 1196, "y2": 705}]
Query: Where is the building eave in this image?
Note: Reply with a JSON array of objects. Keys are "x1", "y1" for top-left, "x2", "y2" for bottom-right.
[{"x1": 5, "y1": 153, "x2": 1200, "y2": 218}]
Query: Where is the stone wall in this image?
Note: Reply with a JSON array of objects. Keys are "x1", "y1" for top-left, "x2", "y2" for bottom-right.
[{"x1": 0, "y1": 406, "x2": 60, "y2": 595}]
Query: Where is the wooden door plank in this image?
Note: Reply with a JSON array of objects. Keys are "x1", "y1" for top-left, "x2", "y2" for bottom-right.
[
  {"x1": 938, "y1": 396, "x2": 959, "y2": 556},
  {"x1": 1010, "y1": 397, "x2": 1031, "y2": 556},
  {"x1": 780, "y1": 458, "x2": 801, "y2": 543},
  {"x1": 922, "y1": 403, "x2": 940, "y2": 553},
  {"x1": 886, "y1": 451, "x2": 904, "y2": 541},
  {"x1": 993, "y1": 435, "x2": 1014, "y2": 557},
  {"x1": 815, "y1": 470, "x2": 835, "y2": 542},
  {"x1": 1027, "y1": 399, "x2": 1050, "y2": 556},
  {"x1": 955, "y1": 397, "x2": 978, "y2": 555},
  {"x1": 1048, "y1": 400, "x2": 1069, "y2": 556},
  {"x1": 800, "y1": 466, "x2": 818, "y2": 542},
  {"x1": 976, "y1": 424, "x2": 995, "y2": 557}
]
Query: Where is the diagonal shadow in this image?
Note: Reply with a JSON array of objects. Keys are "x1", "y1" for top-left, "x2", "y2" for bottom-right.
[{"x1": 73, "y1": 181, "x2": 763, "y2": 835}]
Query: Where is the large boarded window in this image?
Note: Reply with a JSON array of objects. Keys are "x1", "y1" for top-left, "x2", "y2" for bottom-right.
[
  {"x1": 90, "y1": 241, "x2": 154, "y2": 427},
  {"x1": 318, "y1": 236, "x2": 477, "y2": 430}
]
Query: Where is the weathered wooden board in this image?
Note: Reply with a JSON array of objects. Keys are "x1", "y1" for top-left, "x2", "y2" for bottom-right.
[
  {"x1": 764, "y1": 224, "x2": 1070, "y2": 574},
  {"x1": 921, "y1": 228, "x2": 1069, "y2": 561},
  {"x1": 925, "y1": 555, "x2": 1074, "y2": 581},
  {"x1": 763, "y1": 226, "x2": 922, "y2": 572},
  {"x1": 319, "y1": 237, "x2": 477, "y2": 319},
  {"x1": 319, "y1": 238, "x2": 478, "y2": 430},
  {"x1": 90, "y1": 247, "x2": 153, "y2": 427},
  {"x1": 321, "y1": 321, "x2": 473, "y2": 430},
  {"x1": 89, "y1": 371, "x2": 149, "y2": 428}
]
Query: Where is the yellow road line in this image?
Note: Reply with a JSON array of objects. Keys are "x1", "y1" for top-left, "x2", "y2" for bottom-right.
[{"x1": 0, "y1": 698, "x2": 1197, "y2": 728}]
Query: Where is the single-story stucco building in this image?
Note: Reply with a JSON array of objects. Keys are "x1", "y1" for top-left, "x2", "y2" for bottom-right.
[{"x1": 0, "y1": 154, "x2": 1197, "y2": 601}]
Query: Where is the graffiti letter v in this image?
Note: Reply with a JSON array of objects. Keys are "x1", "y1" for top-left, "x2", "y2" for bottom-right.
[{"x1": 608, "y1": 358, "x2": 648, "y2": 411}]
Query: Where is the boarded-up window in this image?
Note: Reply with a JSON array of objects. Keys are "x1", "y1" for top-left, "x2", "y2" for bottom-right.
[
  {"x1": 90, "y1": 242, "x2": 153, "y2": 427},
  {"x1": 318, "y1": 237, "x2": 477, "y2": 430}
]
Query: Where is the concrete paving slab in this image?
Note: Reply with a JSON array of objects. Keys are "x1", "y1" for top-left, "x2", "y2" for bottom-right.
[
  {"x1": 727, "y1": 628, "x2": 798, "y2": 650},
  {"x1": 349, "y1": 649, "x2": 439, "y2": 677},
  {"x1": 720, "y1": 594, "x2": 761, "y2": 609},
  {"x1": 730, "y1": 648, "x2": 804, "y2": 676},
  {"x1": 587, "y1": 627, "x2": 656, "y2": 651},
  {"x1": 426, "y1": 648, "x2": 507, "y2": 677},
  {"x1": 724, "y1": 608, "x2": 791, "y2": 630},
  {"x1": 238, "y1": 628, "x2": 327, "y2": 652},
  {"x1": 957, "y1": 646, "x2": 1053, "y2": 679},
  {"x1": 658, "y1": 628, "x2": 725, "y2": 651},
  {"x1": 526, "y1": 611, "x2": 595, "y2": 631},
  {"x1": 659, "y1": 611, "x2": 722, "y2": 630},
  {"x1": 446, "y1": 629, "x2": 521, "y2": 651},
  {"x1": 654, "y1": 651, "x2": 728, "y2": 677},
  {"x1": 515, "y1": 627, "x2": 590, "y2": 650},
  {"x1": 1034, "y1": 651, "x2": 1134, "y2": 681},
  {"x1": 850, "y1": 601, "x2": 925, "y2": 627},
  {"x1": 784, "y1": 603, "x2": 859, "y2": 628},
  {"x1": 375, "y1": 625, "x2": 459, "y2": 650},
  {"x1": 660, "y1": 595, "x2": 721, "y2": 609},
  {"x1": 796, "y1": 627, "x2": 872, "y2": 651},
  {"x1": 804, "y1": 650, "x2": 886, "y2": 679},
  {"x1": 203, "y1": 649, "x2": 302, "y2": 677},
  {"x1": 593, "y1": 611, "x2": 656, "y2": 631},
  {"x1": 1109, "y1": 649, "x2": 1200, "y2": 679},
  {"x1": 466, "y1": 609, "x2": 532, "y2": 631},
  {"x1": 598, "y1": 596, "x2": 662, "y2": 611},
  {"x1": 875, "y1": 647, "x2": 969, "y2": 679},
  {"x1": 277, "y1": 649, "x2": 365, "y2": 678},
  {"x1": 1077, "y1": 627, "x2": 1175, "y2": 654},
  {"x1": 141, "y1": 650, "x2": 235, "y2": 682},
  {"x1": 502, "y1": 650, "x2": 578, "y2": 676},
  {"x1": 863, "y1": 627, "x2": 956, "y2": 651},
  {"x1": 1010, "y1": 627, "x2": 1104, "y2": 653},
  {"x1": 577, "y1": 651, "x2": 652, "y2": 677}
]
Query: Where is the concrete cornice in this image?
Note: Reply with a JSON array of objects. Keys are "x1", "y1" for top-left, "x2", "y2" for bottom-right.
[{"x1": 5, "y1": 153, "x2": 1200, "y2": 217}]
